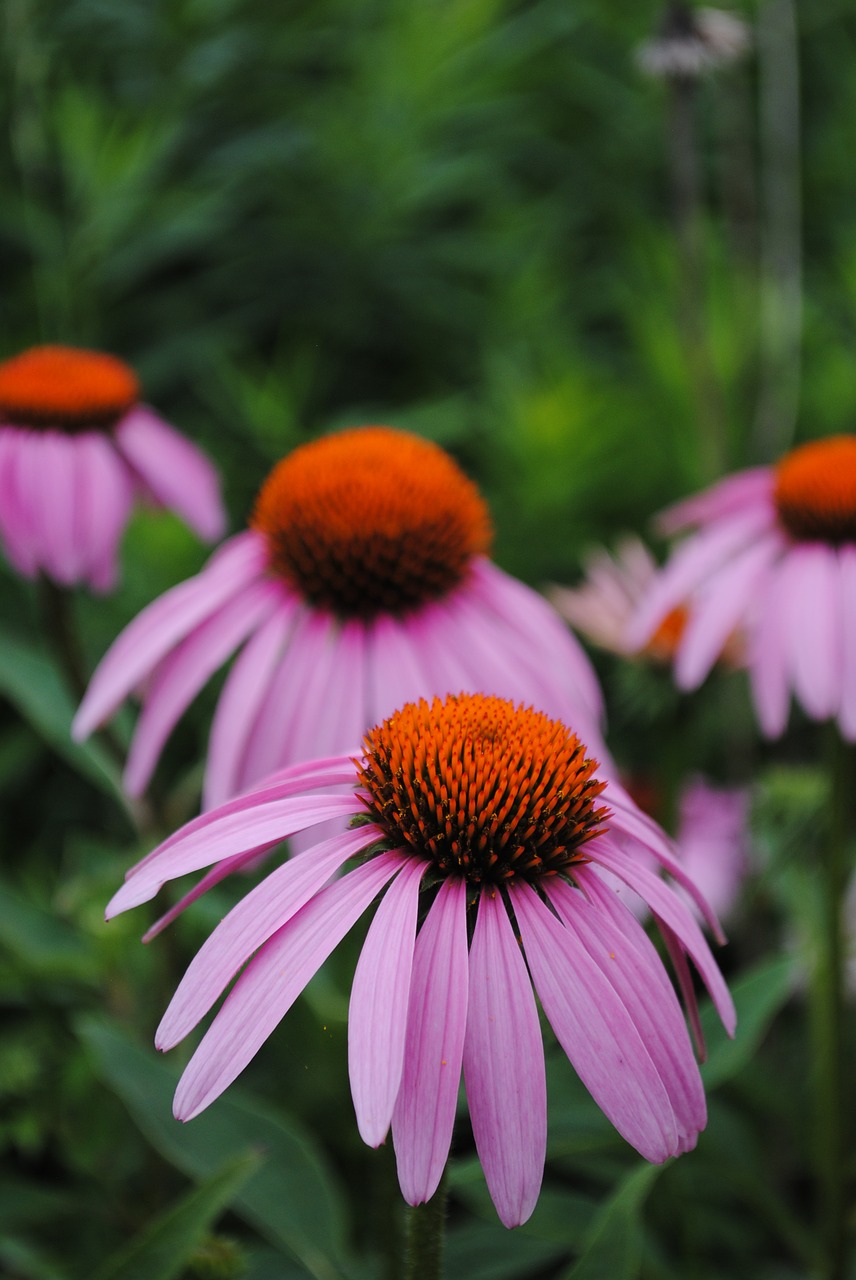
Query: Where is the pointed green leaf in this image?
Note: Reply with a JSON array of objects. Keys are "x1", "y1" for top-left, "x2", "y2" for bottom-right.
[
  {"x1": 563, "y1": 1163, "x2": 661, "y2": 1280},
  {"x1": 701, "y1": 954, "x2": 796, "y2": 1088}
]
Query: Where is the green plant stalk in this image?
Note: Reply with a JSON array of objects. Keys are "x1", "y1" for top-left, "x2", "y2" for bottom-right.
[{"x1": 402, "y1": 1173, "x2": 448, "y2": 1280}]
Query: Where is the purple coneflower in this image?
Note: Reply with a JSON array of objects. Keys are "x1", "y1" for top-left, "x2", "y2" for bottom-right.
[
  {"x1": 73, "y1": 426, "x2": 603, "y2": 805},
  {"x1": 0, "y1": 345, "x2": 224, "y2": 591},
  {"x1": 107, "y1": 693, "x2": 734, "y2": 1228},
  {"x1": 629, "y1": 437, "x2": 856, "y2": 739}
]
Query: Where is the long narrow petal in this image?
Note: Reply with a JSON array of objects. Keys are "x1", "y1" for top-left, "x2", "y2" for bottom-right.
[
  {"x1": 782, "y1": 544, "x2": 842, "y2": 721},
  {"x1": 203, "y1": 601, "x2": 298, "y2": 809},
  {"x1": 838, "y1": 546, "x2": 856, "y2": 739},
  {"x1": 511, "y1": 882, "x2": 678, "y2": 1162},
  {"x1": 158, "y1": 824, "x2": 378, "y2": 1049},
  {"x1": 124, "y1": 579, "x2": 280, "y2": 796},
  {"x1": 73, "y1": 531, "x2": 268, "y2": 738},
  {"x1": 674, "y1": 534, "x2": 782, "y2": 689},
  {"x1": 114, "y1": 406, "x2": 226, "y2": 542},
  {"x1": 349, "y1": 857, "x2": 427, "y2": 1147},
  {"x1": 657, "y1": 469, "x2": 774, "y2": 535},
  {"x1": 549, "y1": 876, "x2": 705, "y2": 1152},
  {"x1": 0, "y1": 431, "x2": 39, "y2": 576},
  {"x1": 106, "y1": 793, "x2": 361, "y2": 916},
  {"x1": 748, "y1": 557, "x2": 792, "y2": 737},
  {"x1": 463, "y1": 889, "x2": 547, "y2": 1228},
  {"x1": 366, "y1": 613, "x2": 434, "y2": 726},
  {"x1": 76, "y1": 434, "x2": 135, "y2": 591},
  {"x1": 284, "y1": 618, "x2": 367, "y2": 766},
  {"x1": 16, "y1": 433, "x2": 81, "y2": 584},
  {"x1": 392, "y1": 877, "x2": 469, "y2": 1206},
  {"x1": 173, "y1": 850, "x2": 407, "y2": 1120},
  {"x1": 588, "y1": 838, "x2": 736, "y2": 1035}
]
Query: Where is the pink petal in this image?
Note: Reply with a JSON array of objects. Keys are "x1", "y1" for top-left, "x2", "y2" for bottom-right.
[
  {"x1": 106, "y1": 792, "x2": 361, "y2": 916},
  {"x1": 15, "y1": 432, "x2": 82, "y2": 584},
  {"x1": 124, "y1": 579, "x2": 280, "y2": 796},
  {"x1": 158, "y1": 824, "x2": 380, "y2": 1049},
  {"x1": 392, "y1": 877, "x2": 469, "y2": 1206},
  {"x1": 657, "y1": 468, "x2": 774, "y2": 535},
  {"x1": 366, "y1": 613, "x2": 433, "y2": 726},
  {"x1": 0, "y1": 431, "x2": 39, "y2": 576},
  {"x1": 283, "y1": 618, "x2": 368, "y2": 766},
  {"x1": 203, "y1": 601, "x2": 298, "y2": 809},
  {"x1": 173, "y1": 850, "x2": 407, "y2": 1120},
  {"x1": 349, "y1": 856, "x2": 427, "y2": 1147},
  {"x1": 114, "y1": 406, "x2": 226, "y2": 542},
  {"x1": 748, "y1": 557, "x2": 792, "y2": 738},
  {"x1": 73, "y1": 531, "x2": 268, "y2": 739},
  {"x1": 549, "y1": 876, "x2": 705, "y2": 1153},
  {"x1": 511, "y1": 882, "x2": 678, "y2": 1162},
  {"x1": 838, "y1": 546, "x2": 856, "y2": 739},
  {"x1": 75, "y1": 433, "x2": 135, "y2": 591},
  {"x1": 782, "y1": 544, "x2": 842, "y2": 721},
  {"x1": 463, "y1": 888, "x2": 547, "y2": 1227},
  {"x1": 674, "y1": 534, "x2": 782, "y2": 689}
]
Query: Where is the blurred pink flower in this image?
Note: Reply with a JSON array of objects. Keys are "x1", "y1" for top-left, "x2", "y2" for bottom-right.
[
  {"x1": 74, "y1": 426, "x2": 604, "y2": 805},
  {"x1": 0, "y1": 345, "x2": 225, "y2": 591},
  {"x1": 675, "y1": 777, "x2": 750, "y2": 923},
  {"x1": 630, "y1": 438, "x2": 856, "y2": 738},
  {"x1": 107, "y1": 693, "x2": 734, "y2": 1228}
]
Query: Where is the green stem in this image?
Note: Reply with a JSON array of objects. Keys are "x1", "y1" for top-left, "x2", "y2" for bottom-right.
[
  {"x1": 813, "y1": 728, "x2": 850, "y2": 1280},
  {"x1": 402, "y1": 1174, "x2": 448, "y2": 1280}
]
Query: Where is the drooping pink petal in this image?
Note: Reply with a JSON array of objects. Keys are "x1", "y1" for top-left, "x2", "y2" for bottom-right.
[
  {"x1": 748, "y1": 556, "x2": 792, "y2": 738},
  {"x1": 106, "y1": 791, "x2": 361, "y2": 916},
  {"x1": 392, "y1": 877, "x2": 469, "y2": 1206},
  {"x1": 73, "y1": 531, "x2": 269, "y2": 739},
  {"x1": 548, "y1": 876, "x2": 705, "y2": 1153},
  {"x1": 463, "y1": 888, "x2": 547, "y2": 1228},
  {"x1": 657, "y1": 918, "x2": 707, "y2": 1058},
  {"x1": 283, "y1": 618, "x2": 368, "y2": 766},
  {"x1": 628, "y1": 506, "x2": 773, "y2": 651},
  {"x1": 0, "y1": 431, "x2": 39, "y2": 576},
  {"x1": 203, "y1": 601, "x2": 298, "y2": 809},
  {"x1": 366, "y1": 613, "x2": 434, "y2": 726},
  {"x1": 657, "y1": 468, "x2": 774, "y2": 536},
  {"x1": 124, "y1": 579, "x2": 280, "y2": 796},
  {"x1": 781, "y1": 543, "x2": 842, "y2": 721},
  {"x1": 349, "y1": 856, "x2": 427, "y2": 1147},
  {"x1": 838, "y1": 546, "x2": 856, "y2": 740},
  {"x1": 158, "y1": 824, "x2": 380, "y2": 1049},
  {"x1": 674, "y1": 534, "x2": 782, "y2": 689},
  {"x1": 114, "y1": 406, "x2": 226, "y2": 542},
  {"x1": 588, "y1": 837, "x2": 736, "y2": 1035},
  {"x1": 511, "y1": 882, "x2": 678, "y2": 1162},
  {"x1": 173, "y1": 850, "x2": 407, "y2": 1121},
  {"x1": 15, "y1": 432, "x2": 81, "y2": 585},
  {"x1": 74, "y1": 433, "x2": 135, "y2": 591}
]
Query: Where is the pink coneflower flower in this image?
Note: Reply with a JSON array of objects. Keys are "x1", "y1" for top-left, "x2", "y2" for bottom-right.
[
  {"x1": 676, "y1": 777, "x2": 750, "y2": 924},
  {"x1": 0, "y1": 345, "x2": 225, "y2": 591},
  {"x1": 107, "y1": 693, "x2": 735, "y2": 1228},
  {"x1": 629, "y1": 437, "x2": 856, "y2": 739},
  {"x1": 73, "y1": 426, "x2": 604, "y2": 805}
]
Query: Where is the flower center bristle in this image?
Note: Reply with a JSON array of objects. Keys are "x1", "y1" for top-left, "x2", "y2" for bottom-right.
[
  {"x1": 774, "y1": 436, "x2": 856, "y2": 543},
  {"x1": 0, "y1": 345, "x2": 140, "y2": 431},
  {"x1": 250, "y1": 426, "x2": 492, "y2": 620},
  {"x1": 356, "y1": 693, "x2": 609, "y2": 885}
]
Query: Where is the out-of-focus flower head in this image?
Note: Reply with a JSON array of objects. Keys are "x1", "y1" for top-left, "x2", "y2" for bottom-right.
[
  {"x1": 107, "y1": 693, "x2": 734, "y2": 1228},
  {"x1": 0, "y1": 345, "x2": 225, "y2": 592},
  {"x1": 636, "y1": 4, "x2": 752, "y2": 80},
  {"x1": 630, "y1": 438, "x2": 856, "y2": 740},
  {"x1": 74, "y1": 425, "x2": 605, "y2": 805}
]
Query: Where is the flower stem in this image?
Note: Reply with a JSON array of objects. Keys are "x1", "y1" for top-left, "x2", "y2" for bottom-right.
[
  {"x1": 402, "y1": 1176, "x2": 448, "y2": 1280},
  {"x1": 813, "y1": 727, "x2": 851, "y2": 1280}
]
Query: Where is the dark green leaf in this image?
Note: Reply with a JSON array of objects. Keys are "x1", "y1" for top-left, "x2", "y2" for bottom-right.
[
  {"x1": 0, "y1": 880, "x2": 97, "y2": 982},
  {"x1": 563, "y1": 1163, "x2": 662, "y2": 1280},
  {"x1": 701, "y1": 955, "x2": 796, "y2": 1089}
]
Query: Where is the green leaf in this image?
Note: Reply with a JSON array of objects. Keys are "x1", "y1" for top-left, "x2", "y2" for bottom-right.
[
  {"x1": 0, "y1": 880, "x2": 97, "y2": 982},
  {"x1": 92, "y1": 1152, "x2": 260, "y2": 1280},
  {"x1": 563, "y1": 1163, "x2": 662, "y2": 1280},
  {"x1": 701, "y1": 954, "x2": 796, "y2": 1089},
  {"x1": 78, "y1": 1017, "x2": 353, "y2": 1280},
  {"x1": 445, "y1": 1222, "x2": 567, "y2": 1280},
  {"x1": 0, "y1": 627, "x2": 126, "y2": 806}
]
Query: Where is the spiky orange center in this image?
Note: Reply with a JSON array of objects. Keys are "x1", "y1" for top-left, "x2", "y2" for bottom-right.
[
  {"x1": 356, "y1": 693, "x2": 609, "y2": 885},
  {"x1": 250, "y1": 426, "x2": 492, "y2": 620},
  {"x1": 0, "y1": 345, "x2": 139, "y2": 431},
  {"x1": 774, "y1": 436, "x2": 856, "y2": 543}
]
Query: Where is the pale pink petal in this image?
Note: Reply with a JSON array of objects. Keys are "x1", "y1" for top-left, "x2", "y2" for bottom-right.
[
  {"x1": 203, "y1": 601, "x2": 299, "y2": 809},
  {"x1": 511, "y1": 882, "x2": 678, "y2": 1161},
  {"x1": 366, "y1": 613, "x2": 433, "y2": 726},
  {"x1": 463, "y1": 889, "x2": 547, "y2": 1228},
  {"x1": 548, "y1": 877, "x2": 705, "y2": 1153},
  {"x1": 658, "y1": 468, "x2": 775, "y2": 535},
  {"x1": 392, "y1": 877, "x2": 469, "y2": 1206},
  {"x1": 747, "y1": 557, "x2": 792, "y2": 737},
  {"x1": 106, "y1": 792, "x2": 361, "y2": 916},
  {"x1": 628, "y1": 506, "x2": 774, "y2": 651},
  {"x1": 838, "y1": 546, "x2": 856, "y2": 739},
  {"x1": 73, "y1": 531, "x2": 268, "y2": 739},
  {"x1": 114, "y1": 406, "x2": 226, "y2": 542},
  {"x1": 658, "y1": 919, "x2": 707, "y2": 1057},
  {"x1": 674, "y1": 778, "x2": 749, "y2": 923},
  {"x1": 0, "y1": 431, "x2": 39, "y2": 575},
  {"x1": 674, "y1": 534, "x2": 782, "y2": 689},
  {"x1": 284, "y1": 618, "x2": 367, "y2": 765},
  {"x1": 124, "y1": 579, "x2": 279, "y2": 796},
  {"x1": 158, "y1": 824, "x2": 379, "y2": 1049},
  {"x1": 588, "y1": 837, "x2": 736, "y2": 1035},
  {"x1": 15, "y1": 432, "x2": 81, "y2": 584},
  {"x1": 782, "y1": 544, "x2": 842, "y2": 721},
  {"x1": 173, "y1": 850, "x2": 407, "y2": 1120},
  {"x1": 74, "y1": 433, "x2": 135, "y2": 591},
  {"x1": 349, "y1": 856, "x2": 427, "y2": 1147}
]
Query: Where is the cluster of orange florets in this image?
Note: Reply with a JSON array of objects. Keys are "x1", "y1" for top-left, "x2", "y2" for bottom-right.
[
  {"x1": 775, "y1": 436, "x2": 856, "y2": 544},
  {"x1": 0, "y1": 345, "x2": 139, "y2": 430}
]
